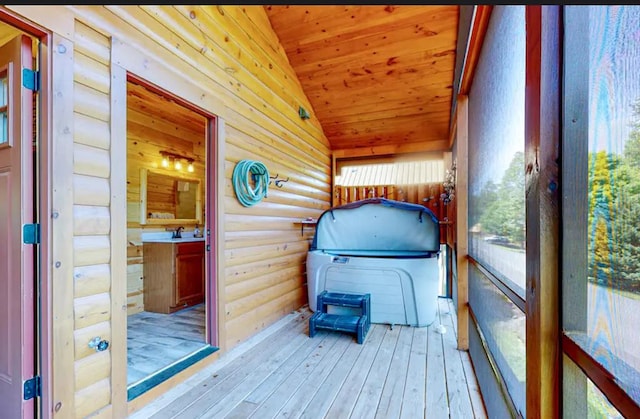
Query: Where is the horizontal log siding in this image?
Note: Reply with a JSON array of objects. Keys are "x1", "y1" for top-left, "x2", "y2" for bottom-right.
[
  {"x1": 72, "y1": 20, "x2": 113, "y2": 418},
  {"x1": 58, "y1": 5, "x2": 331, "y2": 416}
]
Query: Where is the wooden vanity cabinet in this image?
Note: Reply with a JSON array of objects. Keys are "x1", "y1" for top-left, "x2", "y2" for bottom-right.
[{"x1": 143, "y1": 241, "x2": 205, "y2": 314}]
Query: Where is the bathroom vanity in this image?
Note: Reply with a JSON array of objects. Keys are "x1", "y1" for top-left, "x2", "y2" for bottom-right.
[{"x1": 142, "y1": 238, "x2": 205, "y2": 314}]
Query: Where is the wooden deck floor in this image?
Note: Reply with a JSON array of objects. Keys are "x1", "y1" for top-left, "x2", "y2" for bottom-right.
[{"x1": 132, "y1": 298, "x2": 486, "y2": 419}]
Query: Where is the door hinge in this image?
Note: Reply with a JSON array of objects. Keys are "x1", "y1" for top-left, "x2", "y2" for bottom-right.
[
  {"x1": 23, "y1": 376, "x2": 41, "y2": 400},
  {"x1": 23, "y1": 223, "x2": 40, "y2": 244},
  {"x1": 22, "y1": 68, "x2": 39, "y2": 91}
]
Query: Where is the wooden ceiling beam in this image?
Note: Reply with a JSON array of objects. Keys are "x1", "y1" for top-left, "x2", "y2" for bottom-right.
[
  {"x1": 324, "y1": 114, "x2": 448, "y2": 137},
  {"x1": 327, "y1": 135, "x2": 448, "y2": 150},
  {"x1": 333, "y1": 140, "x2": 450, "y2": 158}
]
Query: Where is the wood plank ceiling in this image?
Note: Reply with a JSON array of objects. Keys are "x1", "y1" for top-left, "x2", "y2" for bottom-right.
[{"x1": 264, "y1": 5, "x2": 459, "y2": 154}]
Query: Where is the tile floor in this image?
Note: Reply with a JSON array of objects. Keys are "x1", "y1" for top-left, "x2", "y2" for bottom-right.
[{"x1": 127, "y1": 304, "x2": 207, "y2": 385}]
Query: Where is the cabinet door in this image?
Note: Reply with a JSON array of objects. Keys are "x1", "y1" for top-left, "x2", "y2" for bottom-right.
[{"x1": 175, "y1": 251, "x2": 204, "y2": 306}]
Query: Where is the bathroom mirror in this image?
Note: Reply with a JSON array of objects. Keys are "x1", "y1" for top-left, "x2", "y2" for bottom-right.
[{"x1": 139, "y1": 168, "x2": 202, "y2": 225}]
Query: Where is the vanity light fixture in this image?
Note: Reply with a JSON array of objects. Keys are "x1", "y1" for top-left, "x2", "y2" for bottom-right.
[{"x1": 159, "y1": 150, "x2": 195, "y2": 172}]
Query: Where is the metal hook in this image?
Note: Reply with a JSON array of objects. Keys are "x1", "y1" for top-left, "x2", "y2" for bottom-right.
[{"x1": 274, "y1": 177, "x2": 289, "y2": 188}]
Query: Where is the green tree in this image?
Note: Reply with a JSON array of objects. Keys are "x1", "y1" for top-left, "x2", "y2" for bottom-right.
[
  {"x1": 587, "y1": 151, "x2": 618, "y2": 283},
  {"x1": 479, "y1": 151, "x2": 525, "y2": 243},
  {"x1": 589, "y1": 99, "x2": 640, "y2": 293},
  {"x1": 471, "y1": 179, "x2": 498, "y2": 228},
  {"x1": 611, "y1": 102, "x2": 640, "y2": 291}
]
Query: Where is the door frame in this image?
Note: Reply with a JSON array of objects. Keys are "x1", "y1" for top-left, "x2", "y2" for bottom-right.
[
  {"x1": 124, "y1": 71, "x2": 220, "y2": 347},
  {"x1": 0, "y1": 7, "x2": 52, "y2": 419}
]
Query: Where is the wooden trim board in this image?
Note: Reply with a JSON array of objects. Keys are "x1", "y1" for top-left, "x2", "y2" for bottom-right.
[
  {"x1": 455, "y1": 94, "x2": 468, "y2": 350},
  {"x1": 524, "y1": 6, "x2": 561, "y2": 417},
  {"x1": 459, "y1": 6, "x2": 493, "y2": 96},
  {"x1": 110, "y1": 60, "x2": 129, "y2": 417},
  {"x1": 50, "y1": 32, "x2": 75, "y2": 418}
]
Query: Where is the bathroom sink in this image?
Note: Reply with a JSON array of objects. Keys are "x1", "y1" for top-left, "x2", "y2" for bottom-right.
[
  {"x1": 140, "y1": 231, "x2": 205, "y2": 243},
  {"x1": 142, "y1": 237, "x2": 205, "y2": 243}
]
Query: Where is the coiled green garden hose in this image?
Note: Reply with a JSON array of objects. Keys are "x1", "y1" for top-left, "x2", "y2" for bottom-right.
[{"x1": 232, "y1": 159, "x2": 270, "y2": 207}]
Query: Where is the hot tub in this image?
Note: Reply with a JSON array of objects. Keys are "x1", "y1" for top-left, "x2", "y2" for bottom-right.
[{"x1": 307, "y1": 198, "x2": 441, "y2": 327}]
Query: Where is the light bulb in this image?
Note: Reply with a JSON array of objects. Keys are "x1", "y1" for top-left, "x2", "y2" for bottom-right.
[
  {"x1": 161, "y1": 157, "x2": 169, "y2": 168},
  {"x1": 187, "y1": 162, "x2": 194, "y2": 173},
  {"x1": 174, "y1": 160, "x2": 182, "y2": 170}
]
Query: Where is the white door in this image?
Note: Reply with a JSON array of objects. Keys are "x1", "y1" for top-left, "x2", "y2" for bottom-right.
[{"x1": 0, "y1": 34, "x2": 35, "y2": 419}]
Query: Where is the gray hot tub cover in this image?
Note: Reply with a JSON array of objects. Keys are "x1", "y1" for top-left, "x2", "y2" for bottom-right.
[{"x1": 310, "y1": 198, "x2": 440, "y2": 256}]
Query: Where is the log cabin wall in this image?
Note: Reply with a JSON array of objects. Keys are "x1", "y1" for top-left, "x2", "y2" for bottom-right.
[
  {"x1": 71, "y1": 20, "x2": 115, "y2": 418},
  {"x1": 126, "y1": 81, "x2": 207, "y2": 315},
  {"x1": 6, "y1": 5, "x2": 331, "y2": 418}
]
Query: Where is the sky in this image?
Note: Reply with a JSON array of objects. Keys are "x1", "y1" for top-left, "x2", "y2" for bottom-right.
[{"x1": 468, "y1": 5, "x2": 525, "y2": 196}]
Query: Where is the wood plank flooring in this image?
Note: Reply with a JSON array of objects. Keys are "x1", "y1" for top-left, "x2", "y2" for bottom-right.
[{"x1": 132, "y1": 299, "x2": 486, "y2": 418}]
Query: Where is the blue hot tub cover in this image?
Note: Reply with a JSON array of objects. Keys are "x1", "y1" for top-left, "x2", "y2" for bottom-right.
[{"x1": 310, "y1": 198, "x2": 440, "y2": 256}]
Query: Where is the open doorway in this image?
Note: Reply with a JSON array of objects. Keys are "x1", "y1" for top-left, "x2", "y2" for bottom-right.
[{"x1": 125, "y1": 75, "x2": 216, "y2": 399}]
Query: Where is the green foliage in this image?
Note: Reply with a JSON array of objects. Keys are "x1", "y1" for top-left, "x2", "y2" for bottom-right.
[
  {"x1": 587, "y1": 380, "x2": 623, "y2": 418},
  {"x1": 587, "y1": 151, "x2": 617, "y2": 285},
  {"x1": 588, "y1": 99, "x2": 640, "y2": 293},
  {"x1": 476, "y1": 151, "x2": 526, "y2": 244}
]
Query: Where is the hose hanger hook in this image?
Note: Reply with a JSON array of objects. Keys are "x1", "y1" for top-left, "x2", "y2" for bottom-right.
[{"x1": 269, "y1": 173, "x2": 290, "y2": 188}]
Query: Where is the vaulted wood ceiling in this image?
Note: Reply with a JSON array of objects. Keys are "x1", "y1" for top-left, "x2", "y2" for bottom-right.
[{"x1": 264, "y1": 5, "x2": 459, "y2": 154}]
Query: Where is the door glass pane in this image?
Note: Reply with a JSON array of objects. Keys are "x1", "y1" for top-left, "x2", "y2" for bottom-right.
[
  {"x1": 587, "y1": 4, "x2": 640, "y2": 405},
  {"x1": 468, "y1": 5, "x2": 526, "y2": 298}
]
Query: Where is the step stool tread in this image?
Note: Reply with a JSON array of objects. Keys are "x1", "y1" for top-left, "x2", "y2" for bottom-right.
[
  {"x1": 310, "y1": 291, "x2": 371, "y2": 345},
  {"x1": 311, "y1": 312, "x2": 362, "y2": 332},
  {"x1": 320, "y1": 291, "x2": 369, "y2": 308}
]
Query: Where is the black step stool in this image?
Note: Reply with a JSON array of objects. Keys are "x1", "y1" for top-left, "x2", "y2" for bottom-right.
[{"x1": 309, "y1": 291, "x2": 371, "y2": 344}]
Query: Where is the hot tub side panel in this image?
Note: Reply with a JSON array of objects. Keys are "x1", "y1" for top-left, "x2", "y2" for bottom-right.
[{"x1": 307, "y1": 251, "x2": 440, "y2": 327}]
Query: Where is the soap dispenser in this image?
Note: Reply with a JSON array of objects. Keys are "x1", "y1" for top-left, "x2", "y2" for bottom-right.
[{"x1": 194, "y1": 224, "x2": 201, "y2": 238}]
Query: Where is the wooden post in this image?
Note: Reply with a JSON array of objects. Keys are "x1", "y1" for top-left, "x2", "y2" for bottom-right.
[
  {"x1": 525, "y1": 6, "x2": 561, "y2": 418},
  {"x1": 331, "y1": 154, "x2": 337, "y2": 207},
  {"x1": 215, "y1": 118, "x2": 226, "y2": 352},
  {"x1": 110, "y1": 60, "x2": 128, "y2": 417},
  {"x1": 455, "y1": 94, "x2": 469, "y2": 350},
  {"x1": 561, "y1": 6, "x2": 589, "y2": 418},
  {"x1": 51, "y1": 32, "x2": 76, "y2": 418}
]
